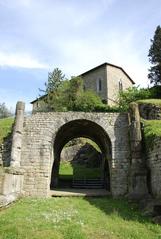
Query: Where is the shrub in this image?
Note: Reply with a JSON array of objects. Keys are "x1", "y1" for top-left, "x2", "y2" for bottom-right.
[
  {"x1": 74, "y1": 90, "x2": 104, "y2": 112},
  {"x1": 118, "y1": 87, "x2": 152, "y2": 111}
]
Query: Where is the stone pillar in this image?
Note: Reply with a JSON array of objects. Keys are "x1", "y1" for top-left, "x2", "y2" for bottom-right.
[
  {"x1": 128, "y1": 102, "x2": 149, "y2": 200},
  {"x1": 10, "y1": 101, "x2": 25, "y2": 167}
]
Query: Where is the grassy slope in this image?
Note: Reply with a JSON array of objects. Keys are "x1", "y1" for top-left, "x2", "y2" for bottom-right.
[
  {"x1": 137, "y1": 99, "x2": 161, "y2": 106},
  {"x1": 137, "y1": 99, "x2": 161, "y2": 146},
  {"x1": 0, "y1": 197, "x2": 161, "y2": 239},
  {"x1": 0, "y1": 117, "x2": 14, "y2": 144},
  {"x1": 143, "y1": 120, "x2": 161, "y2": 148},
  {"x1": 59, "y1": 162, "x2": 102, "y2": 180}
]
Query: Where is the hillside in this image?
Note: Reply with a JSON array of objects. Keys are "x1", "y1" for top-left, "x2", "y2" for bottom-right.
[{"x1": 0, "y1": 118, "x2": 14, "y2": 144}]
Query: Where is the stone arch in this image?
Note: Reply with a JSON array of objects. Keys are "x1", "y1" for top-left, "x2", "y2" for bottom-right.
[{"x1": 50, "y1": 119, "x2": 112, "y2": 190}]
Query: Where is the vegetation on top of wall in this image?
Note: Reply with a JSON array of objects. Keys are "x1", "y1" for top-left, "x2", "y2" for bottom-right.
[
  {"x1": 0, "y1": 117, "x2": 14, "y2": 144},
  {"x1": 36, "y1": 67, "x2": 161, "y2": 113},
  {"x1": 142, "y1": 120, "x2": 161, "y2": 149},
  {"x1": 118, "y1": 85, "x2": 161, "y2": 111},
  {"x1": 118, "y1": 87, "x2": 152, "y2": 111},
  {"x1": 36, "y1": 70, "x2": 122, "y2": 113},
  {"x1": 137, "y1": 99, "x2": 161, "y2": 106}
]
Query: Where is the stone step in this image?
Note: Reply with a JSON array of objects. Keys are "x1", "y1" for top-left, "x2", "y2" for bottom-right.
[
  {"x1": 72, "y1": 179, "x2": 105, "y2": 189},
  {"x1": 72, "y1": 185, "x2": 104, "y2": 189}
]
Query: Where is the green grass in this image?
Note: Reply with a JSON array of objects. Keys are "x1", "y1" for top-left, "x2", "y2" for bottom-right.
[
  {"x1": 73, "y1": 165, "x2": 102, "y2": 179},
  {"x1": 59, "y1": 162, "x2": 102, "y2": 180},
  {"x1": 59, "y1": 162, "x2": 73, "y2": 180},
  {"x1": 0, "y1": 197, "x2": 161, "y2": 239},
  {"x1": 0, "y1": 117, "x2": 14, "y2": 144},
  {"x1": 143, "y1": 120, "x2": 161, "y2": 149},
  {"x1": 137, "y1": 99, "x2": 161, "y2": 106}
]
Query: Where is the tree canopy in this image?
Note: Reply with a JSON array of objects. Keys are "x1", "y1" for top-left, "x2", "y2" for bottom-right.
[
  {"x1": 0, "y1": 103, "x2": 11, "y2": 119},
  {"x1": 37, "y1": 69, "x2": 106, "y2": 112},
  {"x1": 148, "y1": 25, "x2": 161, "y2": 85}
]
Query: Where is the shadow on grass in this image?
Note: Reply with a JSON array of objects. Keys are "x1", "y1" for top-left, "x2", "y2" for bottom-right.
[{"x1": 85, "y1": 196, "x2": 151, "y2": 224}]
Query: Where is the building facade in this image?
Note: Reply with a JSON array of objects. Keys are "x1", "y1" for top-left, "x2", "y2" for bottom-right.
[
  {"x1": 31, "y1": 62, "x2": 134, "y2": 110},
  {"x1": 80, "y1": 63, "x2": 135, "y2": 105}
]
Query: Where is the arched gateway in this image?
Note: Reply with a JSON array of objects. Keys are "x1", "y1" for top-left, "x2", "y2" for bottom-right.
[
  {"x1": 50, "y1": 119, "x2": 112, "y2": 189},
  {"x1": 10, "y1": 102, "x2": 130, "y2": 197}
]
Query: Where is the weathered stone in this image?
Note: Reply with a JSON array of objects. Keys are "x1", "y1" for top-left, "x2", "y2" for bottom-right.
[
  {"x1": 11, "y1": 101, "x2": 25, "y2": 167},
  {"x1": 152, "y1": 216, "x2": 161, "y2": 225},
  {"x1": 139, "y1": 103, "x2": 161, "y2": 120},
  {"x1": 147, "y1": 138, "x2": 161, "y2": 197},
  {"x1": 0, "y1": 194, "x2": 18, "y2": 208},
  {"x1": 128, "y1": 102, "x2": 149, "y2": 200},
  {"x1": 19, "y1": 111, "x2": 130, "y2": 197},
  {"x1": 3, "y1": 100, "x2": 161, "y2": 201},
  {"x1": 2, "y1": 173, "x2": 24, "y2": 196}
]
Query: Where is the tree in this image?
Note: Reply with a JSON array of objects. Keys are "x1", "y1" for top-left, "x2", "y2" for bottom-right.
[
  {"x1": 39, "y1": 67, "x2": 65, "y2": 94},
  {"x1": 148, "y1": 25, "x2": 161, "y2": 85},
  {"x1": 37, "y1": 73, "x2": 106, "y2": 112},
  {"x1": 118, "y1": 86, "x2": 151, "y2": 111},
  {"x1": 0, "y1": 103, "x2": 11, "y2": 119},
  {"x1": 39, "y1": 68, "x2": 66, "y2": 111},
  {"x1": 74, "y1": 90, "x2": 104, "y2": 112}
]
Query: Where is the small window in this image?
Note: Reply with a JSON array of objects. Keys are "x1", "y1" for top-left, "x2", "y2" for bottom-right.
[
  {"x1": 119, "y1": 79, "x2": 123, "y2": 91},
  {"x1": 97, "y1": 77, "x2": 102, "y2": 92}
]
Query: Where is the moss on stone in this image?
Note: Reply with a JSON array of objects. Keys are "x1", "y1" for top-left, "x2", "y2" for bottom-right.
[{"x1": 137, "y1": 99, "x2": 161, "y2": 106}]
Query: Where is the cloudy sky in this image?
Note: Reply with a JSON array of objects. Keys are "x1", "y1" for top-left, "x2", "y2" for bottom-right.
[{"x1": 0, "y1": 0, "x2": 161, "y2": 111}]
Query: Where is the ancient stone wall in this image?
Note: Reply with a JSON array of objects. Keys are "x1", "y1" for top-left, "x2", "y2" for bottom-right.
[
  {"x1": 0, "y1": 167, "x2": 4, "y2": 194},
  {"x1": 0, "y1": 102, "x2": 25, "y2": 207},
  {"x1": 147, "y1": 138, "x2": 161, "y2": 197},
  {"x1": 139, "y1": 103, "x2": 161, "y2": 120},
  {"x1": 138, "y1": 102, "x2": 161, "y2": 198},
  {"x1": 20, "y1": 112, "x2": 130, "y2": 197},
  {"x1": 0, "y1": 135, "x2": 12, "y2": 167},
  {"x1": 60, "y1": 144, "x2": 83, "y2": 162}
]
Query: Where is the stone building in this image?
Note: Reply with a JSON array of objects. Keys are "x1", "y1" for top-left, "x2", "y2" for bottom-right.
[
  {"x1": 31, "y1": 62, "x2": 134, "y2": 110},
  {"x1": 80, "y1": 62, "x2": 134, "y2": 105}
]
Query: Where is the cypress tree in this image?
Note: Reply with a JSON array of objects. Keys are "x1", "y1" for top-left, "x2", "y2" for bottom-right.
[{"x1": 148, "y1": 25, "x2": 161, "y2": 85}]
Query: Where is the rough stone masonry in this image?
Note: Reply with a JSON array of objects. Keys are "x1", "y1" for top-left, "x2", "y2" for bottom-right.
[
  {"x1": 1, "y1": 101, "x2": 155, "y2": 201},
  {"x1": 8, "y1": 101, "x2": 132, "y2": 197}
]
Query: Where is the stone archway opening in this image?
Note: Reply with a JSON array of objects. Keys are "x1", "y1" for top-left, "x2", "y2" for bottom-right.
[
  {"x1": 58, "y1": 137, "x2": 107, "y2": 189},
  {"x1": 50, "y1": 119, "x2": 112, "y2": 191}
]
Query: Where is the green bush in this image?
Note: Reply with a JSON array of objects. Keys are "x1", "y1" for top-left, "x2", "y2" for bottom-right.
[
  {"x1": 118, "y1": 87, "x2": 152, "y2": 111},
  {"x1": 143, "y1": 120, "x2": 161, "y2": 150},
  {"x1": 149, "y1": 85, "x2": 161, "y2": 98},
  {"x1": 74, "y1": 90, "x2": 104, "y2": 112}
]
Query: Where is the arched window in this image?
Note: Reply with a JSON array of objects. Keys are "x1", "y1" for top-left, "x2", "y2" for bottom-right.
[
  {"x1": 97, "y1": 77, "x2": 102, "y2": 92},
  {"x1": 119, "y1": 79, "x2": 123, "y2": 91}
]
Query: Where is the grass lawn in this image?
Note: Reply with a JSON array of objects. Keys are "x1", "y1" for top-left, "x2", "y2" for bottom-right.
[
  {"x1": 143, "y1": 120, "x2": 161, "y2": 149},
  {"x1": 59, "y1": 162, "x2": 102, "y2": 181},
  {"x1": 0, "y1": 197, "x2": 161, "y2": 239},
  {"x1": 137, "y1": 99, "x2": 161, "y2": 106},
  {"x1": 0, "y1": 117, "x2": 14, "y2": 144}
]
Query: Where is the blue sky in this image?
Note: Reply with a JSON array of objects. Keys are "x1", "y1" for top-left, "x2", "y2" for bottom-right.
[{"x1": 0, "y1": 0, "x2": 161, "y2": 111}]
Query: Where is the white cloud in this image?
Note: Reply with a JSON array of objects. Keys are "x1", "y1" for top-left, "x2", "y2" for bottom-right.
[
  {"x1": 56, "y1": 30, "x2": 149, "y2": 87},
  {"x1": 0, "y1": 51, "x2": 48, "y2": 69},
  {"x1": 0, "y1": 0, "x2": 32, "y2": 8},
  {"x1": 0, "y1": 0, "x2": 157, "y2": 88}
]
